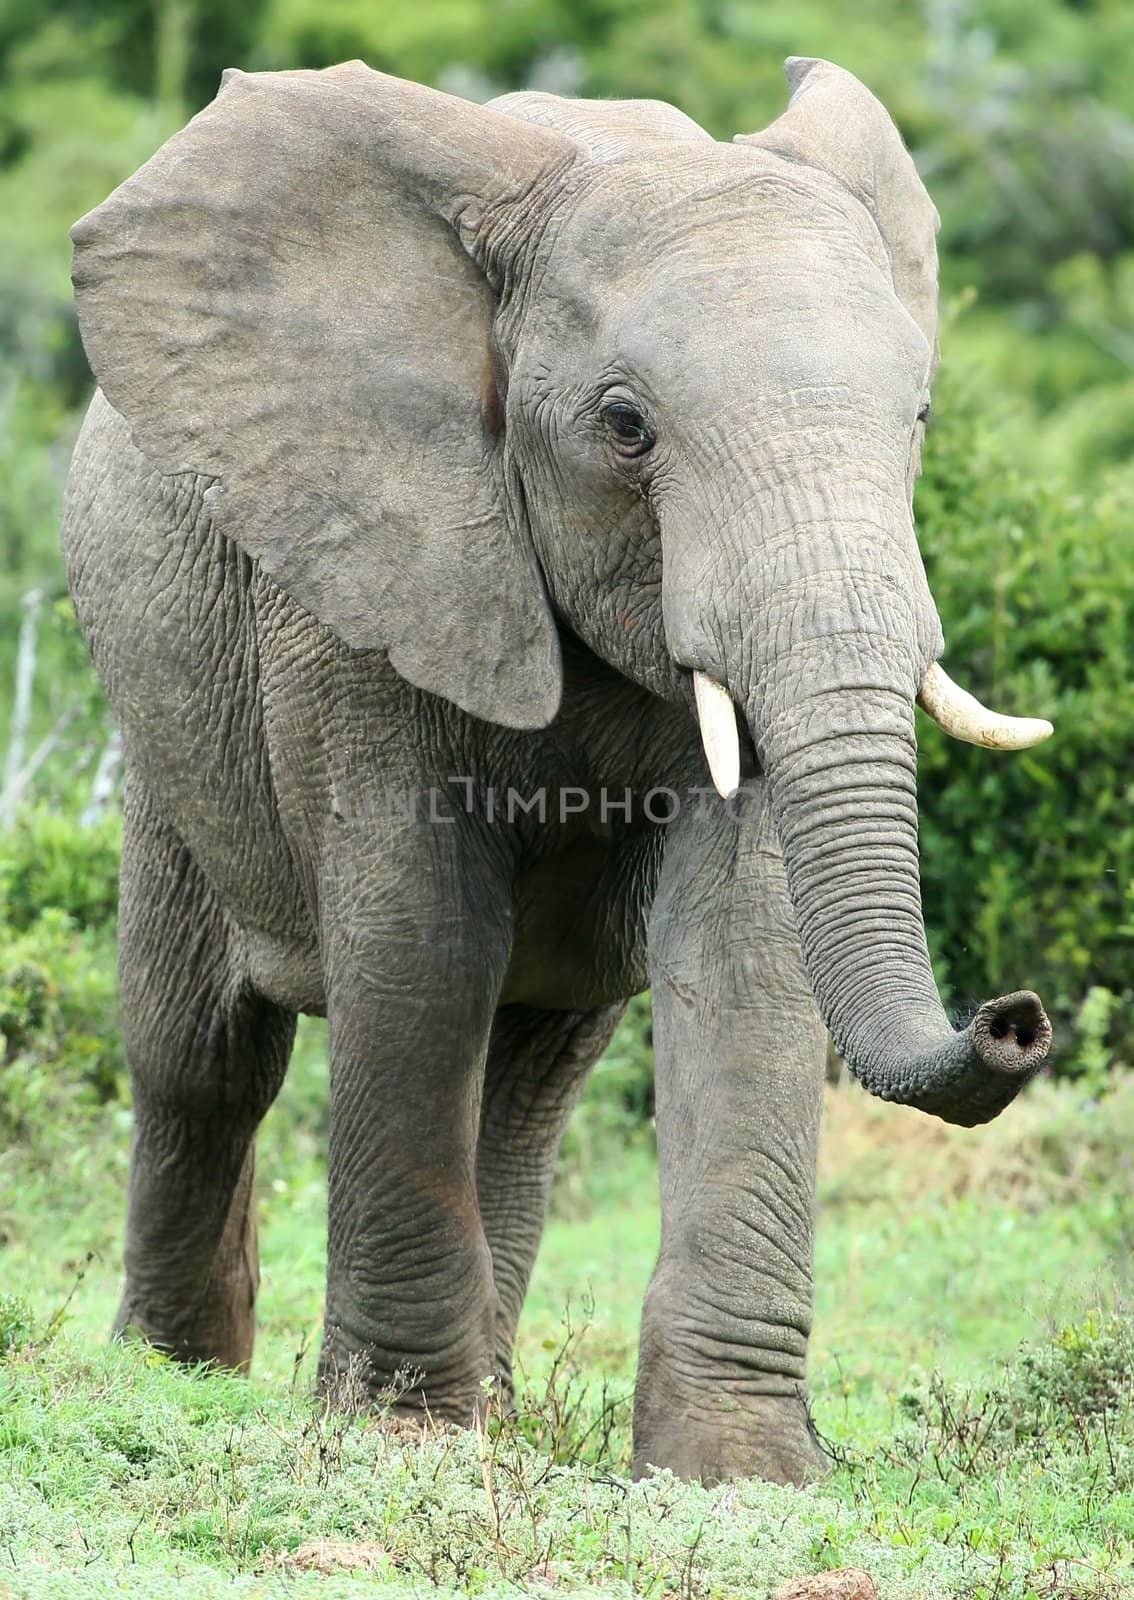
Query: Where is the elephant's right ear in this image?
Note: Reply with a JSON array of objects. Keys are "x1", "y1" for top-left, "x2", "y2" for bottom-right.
[{"x1": 71, "y1": 63, "x2": 579, "y2": 730}]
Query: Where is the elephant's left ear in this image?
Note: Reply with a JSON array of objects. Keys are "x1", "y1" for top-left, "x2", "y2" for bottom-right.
[
  {"x1": 71, "y1": 63, "x2": 578, "y2": 730},
  {"x1": 737, "y1": 58, "x2": 939, "y2": 370}
]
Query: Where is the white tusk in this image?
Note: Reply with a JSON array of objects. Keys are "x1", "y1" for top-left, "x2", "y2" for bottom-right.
[
  {"x1": 693, "y1": 671, "x2": 741, "y2": 798},
  {"x1": 917, "y1": 662, "x2": 1053, "y2": 751}
]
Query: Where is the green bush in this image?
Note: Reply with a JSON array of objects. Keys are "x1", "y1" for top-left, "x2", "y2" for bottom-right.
[
  {"x1": 0, "y1": 1292, "x2": 34, "y2": 1354},
  {"x1": 0, "y1": 905, "x2": 124, "y2": 1143},
  {"x1": 0, "y1": 810, "x2": 125, "y2": 1148},
  {"x1": 570, "y1": 994, "x2": 653, "y2": 1141},
  {"x1": 0, "y1": 804, "x2": 120, "y2": 932},
  {"x1": 890, "y1": 1309, "x2": 1134, "y2": 1483},
  {"x1": 917, "y1": 351, "x2": 1134, "y2": 1077},
  {"x1": 554, "y1": 995, "x2": 654, "y2": 1208}
]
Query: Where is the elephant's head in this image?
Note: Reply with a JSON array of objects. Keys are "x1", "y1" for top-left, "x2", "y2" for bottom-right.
[{"x1": 70, "y1": 57, "x2": 1052, "y2": 1125}]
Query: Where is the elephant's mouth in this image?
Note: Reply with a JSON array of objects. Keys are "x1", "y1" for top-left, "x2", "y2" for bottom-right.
[{"x1": 690, "y1": 664, "x2": 1053, "y2": 801}]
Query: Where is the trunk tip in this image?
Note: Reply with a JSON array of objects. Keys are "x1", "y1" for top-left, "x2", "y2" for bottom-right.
[{"x1": 971, "y1": 990, "x2": 1051, "y2": 1076}]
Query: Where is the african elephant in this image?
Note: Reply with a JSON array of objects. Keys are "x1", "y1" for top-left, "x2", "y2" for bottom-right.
[{"x1": 62, "y1": 55, "x2": 1053, "y2": 1487}]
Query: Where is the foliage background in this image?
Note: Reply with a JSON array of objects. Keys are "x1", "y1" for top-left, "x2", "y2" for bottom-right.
[{"x1": 1, "y1": 0, "x2": 1133, "y2": 1079}]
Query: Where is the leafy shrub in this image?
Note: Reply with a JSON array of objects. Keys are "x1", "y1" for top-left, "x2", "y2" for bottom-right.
[
  {"x1": 917, "y1": 352, "x2": 1134, "y2": 1077},
  {"x1": 891, "y1": 1310, "x2": 1134, "y2": 1483},
  {"x1": 0, "y1": 1293, "x2": 34, "y2": 1354},
  {"x1": 1012, "y1": 1311, "x2": 1134, "y2": 1429},
  {"x1": 0, "y1": 905, "x2": 124, "y2": 1143},
  {"x1": 0, "y1": 804, "x2": 120, "y2": 932},
  {"x1": 1074, "y1": 985, "x2": 1122, "y2": 1097},
  {"x1": 557, "y1": 994, "x2": 653, "y2": 1181}
]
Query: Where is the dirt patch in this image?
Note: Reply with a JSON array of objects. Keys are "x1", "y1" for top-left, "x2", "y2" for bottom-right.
[
  {"x1": 361, "y1": 1409, "x2": 455, "y2": 1446},
  {"x1": 280, "y1": 1539, "x2": 391, "y2": 1574},
  {"x1": 772, "y1": 1570, "x2": 876, "y2": 1600}
]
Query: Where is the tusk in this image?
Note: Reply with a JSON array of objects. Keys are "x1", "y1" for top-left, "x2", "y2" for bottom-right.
[
  {"x1": 918, "y1": 662, "x2": 1053, "y2": 751},
  {"x1": 693, "y1": 671, "x2": 741, "y2": 798}
]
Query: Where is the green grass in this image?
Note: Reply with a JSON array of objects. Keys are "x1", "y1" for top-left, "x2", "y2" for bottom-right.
[{"x1": 2, "y1": 1021, "x2": 1133, "y2": 1598}]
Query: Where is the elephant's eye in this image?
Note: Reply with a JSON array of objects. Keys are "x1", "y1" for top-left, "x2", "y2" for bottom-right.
[
  {"x1": 917, "y1": 401, "x2": 932, "y2": 425},
  {"x1": 602, "y1": 401, "x2": 654, "y2": 458}
]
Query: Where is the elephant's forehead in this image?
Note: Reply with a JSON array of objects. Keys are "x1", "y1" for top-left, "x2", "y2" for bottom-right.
[
  {"x1": 604, "y1": 247, "x2": 929, "y2": 399},
  {"x1": 538, "y1": 148, "x2": 926, "y2": 403},
  {"x1": 553, "y1": 142, "x2": 891, "y2": 287}
]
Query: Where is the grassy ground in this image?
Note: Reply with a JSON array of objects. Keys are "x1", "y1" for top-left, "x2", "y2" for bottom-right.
[{"x1": 2, "y1": 1019, "x2": 1133, "y2": 1599}]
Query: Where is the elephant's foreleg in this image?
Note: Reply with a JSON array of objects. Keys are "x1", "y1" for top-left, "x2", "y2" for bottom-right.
[
  {"x1": 114, "y1": 776, "x2": 296, "y2": 1370},
  {"x1": 318, "y1": 820, "x2": 513, "y2": 1423},
  {"x1": 634, "y1": 784, "x2": 828, "y2": 1485},
  {"x1": 477, "y1": 1002, "x2": 625, "y2": 1393}
]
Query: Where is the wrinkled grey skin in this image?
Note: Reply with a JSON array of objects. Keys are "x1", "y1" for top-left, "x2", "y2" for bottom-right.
[{"x1": 62, "y1": 56, "x2": 1052, "y2": 1486}]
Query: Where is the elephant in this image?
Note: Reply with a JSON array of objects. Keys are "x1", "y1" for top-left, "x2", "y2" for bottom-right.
[{"x1": 61, "y1": 54, "x2": 1054, "y2": 1487}]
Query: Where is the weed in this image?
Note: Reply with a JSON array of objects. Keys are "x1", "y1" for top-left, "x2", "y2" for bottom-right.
[
  {"x1": 0, "y1": 1292, "x2": 33, "y2": 1354},
  {"x1": 512, "y1": 1296, "x2": 631, "y2": 1468}
]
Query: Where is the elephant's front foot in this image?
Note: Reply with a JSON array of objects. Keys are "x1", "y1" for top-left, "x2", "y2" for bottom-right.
[
  {"x1": 632, "y1": 1272, "x2": 828, "y2": 1486},
  {"x1": 631, "y1": 1362, "x2": 827, "y2": 1486},
  {"x1": 315, "y1": 1349, "x2": 493, "y2": 1429},
  {"x1": 317, "y1": 1299, "x2": 498, "y2": 1429}
]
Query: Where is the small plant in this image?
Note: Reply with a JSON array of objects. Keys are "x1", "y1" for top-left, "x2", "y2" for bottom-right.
[
  {"x1": 0, "y1": 805, "x2": 121, "y2": 933},
  {"x1": 1013, "y1": 1312, "x2": 1134, "y2": 1432},
  {"x1": 1073, "y1": 986, "x2": 1121, "y2": 1097},
  {"x1": 511, "y1": 1296, "x2": 631, "y2": 1469},
  {"x1": 0, "y1": 1292, "x2": 34, "y2": 1354},
  {"x1": 0, "y1": 957, "x2": 50, "y2": 1053},
  {"x1": 872, "y1": 1309, "x2": 1134, "y2": 1491},
  {"x1": 0, "y1": 904, "x2": 124, "y2": 1143}
]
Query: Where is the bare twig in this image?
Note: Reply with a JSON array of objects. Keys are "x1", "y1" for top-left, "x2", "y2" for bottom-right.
[
  {"x1": 474, "y1": 1407, "x2": 503, "y2": 1551},
  {"x1": 80, "y1": 727, "x2": 123, "y2": 826},
  {"x1": 0, "y1": 703, "x2": 79, "y2": 824},
  {"x1": 1, "y1": 588, "x2": 44, "y2": 815}
]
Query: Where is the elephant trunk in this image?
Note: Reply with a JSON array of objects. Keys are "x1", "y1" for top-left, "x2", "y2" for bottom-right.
[
  {"x1": 665, "y1": 447, "x2": 1052, "y2": 1126},
  {"x1": 755, "y1": 682, "x2": 1050, "y2": 1126}
]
